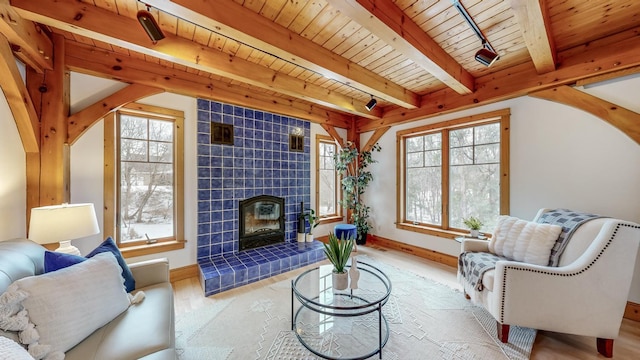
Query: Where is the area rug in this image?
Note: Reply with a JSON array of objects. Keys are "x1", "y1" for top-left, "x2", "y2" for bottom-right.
[{"x1": 175, "y1": 256, "x2": 536, "y2": 359}]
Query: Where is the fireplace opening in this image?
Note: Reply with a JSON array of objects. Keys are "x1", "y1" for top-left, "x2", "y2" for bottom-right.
[{"x1": 238, "y1": 195, "x2": 285, "y2": 251}]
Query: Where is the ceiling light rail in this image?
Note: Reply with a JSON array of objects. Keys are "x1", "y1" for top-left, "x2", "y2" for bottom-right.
[
  {"x1": 137, "y1": 0, "x2": 382, "y2": 108},
  {"x1": 451, "y1": 0, "x2": 500, "y2": 67}
]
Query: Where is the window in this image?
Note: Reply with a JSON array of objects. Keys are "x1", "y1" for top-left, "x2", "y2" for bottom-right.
[
  {"x1": 397, "y1": 109, "x2": 510, "y2": 236},
  {"x1": 104, "y1": 103, "x2": 185, "y2": 256},
  {"x1": 316, "y1": 135, "x2": 341, "y2": 221}
]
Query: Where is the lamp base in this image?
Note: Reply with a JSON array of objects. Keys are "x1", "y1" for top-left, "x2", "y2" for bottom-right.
[{"x1": 55, "y1": 240, "x2": 81, "y2": 256}]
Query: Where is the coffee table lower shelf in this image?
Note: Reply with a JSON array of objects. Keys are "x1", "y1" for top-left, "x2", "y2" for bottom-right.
[
  {"x1": 292, "y1": 294, "x2": 389, "y2": 360},
  {"x1": 290, "y1": 262, "x2": 392, "y2": 359}
]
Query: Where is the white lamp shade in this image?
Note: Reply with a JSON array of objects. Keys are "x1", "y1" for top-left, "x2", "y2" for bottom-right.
[{"x1": 28, "y1": 203, "x2": 100, "y2": 245}]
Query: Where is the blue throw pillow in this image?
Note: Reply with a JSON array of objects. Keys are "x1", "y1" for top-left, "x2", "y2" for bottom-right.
[
  {"x1": 44, "y1": 237, "x2": 136, "y2": 292},
  {"x1": 44, "y1": 251, "x2": 86, "y2": 272}
]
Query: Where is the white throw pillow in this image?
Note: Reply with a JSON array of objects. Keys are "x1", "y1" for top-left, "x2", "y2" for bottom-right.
[
  {"x1": 0, "y1": 336, "x2": 35, "y2": 360},
  {"x1": 489, "y1": 215, "x2": 562, "y2": 266},
  {"x1": 4, "y1": 252, "x2": 131, "y2": 359}
]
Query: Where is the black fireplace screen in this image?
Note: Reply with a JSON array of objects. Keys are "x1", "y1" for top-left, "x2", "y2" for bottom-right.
[{"x1": 238, "y1": 195, "x2": 285, "y2": 251}]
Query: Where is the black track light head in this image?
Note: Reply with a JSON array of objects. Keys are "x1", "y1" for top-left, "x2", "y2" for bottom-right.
[
  {"x1": 137, "y1": 9, "x2": 165, "y2": 44},
  {"x1": 365, "y1": 97, "x2": 377, "y2": 111},
  {"x1": 475, "y1": 47, "x2": 499, "y2": 67}
]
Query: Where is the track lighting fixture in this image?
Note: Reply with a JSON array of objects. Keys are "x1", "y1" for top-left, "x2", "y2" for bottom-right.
[
  {"x1": 137, "y1": 7, "x2": 165, "y2": 44},
  {"x1": 365, "y1": 96, "x2": 377, "y2": 111},
  {"x1": 475, "y1": 43, "x2": 499, "y2": 67},
  {"x1": 452, "y1": 0, "x2": 499, "y2": 67}
]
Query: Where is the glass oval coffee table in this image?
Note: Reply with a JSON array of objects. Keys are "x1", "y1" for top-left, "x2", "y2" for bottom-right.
[{"x1": 291, "y1": 260, "x2": 392, "y2": 359}]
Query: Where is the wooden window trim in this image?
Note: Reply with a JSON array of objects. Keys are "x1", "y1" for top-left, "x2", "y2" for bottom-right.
[
  {"x1": 316, "y1": 134, "x2": 342, "y2": 220},
  {"x1": 104, "y1": 103, "x2": 185, "y2": 255},
  {"x1": 396, "y1": 109, "x2": 510, "y2": 238}
]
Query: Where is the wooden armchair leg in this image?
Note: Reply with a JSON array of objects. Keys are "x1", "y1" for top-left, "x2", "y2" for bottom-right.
[
  {"x1": 497, "y1": 322, "x2": 510, "y2": 343},
  {"x1": 596, "y1": 338, "x2": 614, "y2": 358}
]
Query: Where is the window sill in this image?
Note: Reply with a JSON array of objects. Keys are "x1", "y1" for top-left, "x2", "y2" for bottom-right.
[
  {"x1": 318, "y1": 216, "x2": 344, "y2": 225},
  {"x1": 120, "y1": 240, "x2": 186, "y2": 258},
  {"x1": 396, "y1": 223, "x2": 473, "y2": 240}
]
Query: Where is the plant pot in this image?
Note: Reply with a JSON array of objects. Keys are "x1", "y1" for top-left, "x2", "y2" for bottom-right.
[
  {"x1": 356, "y1": 231, "x2": 368, "y2": 245},
  {"x1": 332, "y1": 271, "x2": 349, "y2": 290},
  {"x1": 470, "y1": 230, "x2": 480, "y2": 238},
  {"x1": 306, "y1": 233, "x2": 314, "y2": 242},
  {"x1": 297, "y1": 233, "x2": 306, "y2": 242}
]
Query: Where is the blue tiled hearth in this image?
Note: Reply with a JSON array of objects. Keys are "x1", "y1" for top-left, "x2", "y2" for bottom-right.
[
  {"x1": 199, "y1": 242, "x2": 325, "y2": 296},
  {"x1": 196, "y1": 99, "x2": 325, "y2": 296}
]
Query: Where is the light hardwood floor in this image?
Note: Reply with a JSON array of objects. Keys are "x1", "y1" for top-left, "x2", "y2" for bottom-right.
[{"x1": 172, "y1": 245, "x2": 640, "y2": 359}]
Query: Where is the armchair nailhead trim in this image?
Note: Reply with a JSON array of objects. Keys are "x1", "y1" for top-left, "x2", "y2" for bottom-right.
[{"x1": 499, "y1": 223, "x2": 640, "y2": 323}]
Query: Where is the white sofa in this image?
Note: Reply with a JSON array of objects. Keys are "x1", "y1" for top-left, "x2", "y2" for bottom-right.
[
  {"x1": 0, "y1": 239, "x2": 176, "y2": 359},
  {"x1": 458, "y1": 209, "x2": 640, "y2": 358}
]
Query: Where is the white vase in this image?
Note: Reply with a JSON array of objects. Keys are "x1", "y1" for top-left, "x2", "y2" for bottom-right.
[
  {"x1": 306, "y1": 233, "x2": 314, "y2": 242},
  {"x1": 470, "y1": 229, "x2": 480, "y2": 238},
  {"x1": 297, "y1": 233, "x2": 306, "y2": 242},
  {"x1": 349, "y1": 255, "x2": 360, "y2": 290},
  {"x1": 332, "y1": 271, "x2": 349, "y2": 290}
]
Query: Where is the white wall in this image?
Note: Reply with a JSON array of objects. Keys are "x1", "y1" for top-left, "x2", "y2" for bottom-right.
[
  {"x1": 364, "y1": 75, "x2": 640, "y2": 301},
  {"x1": 2, "y1": 69, "x2": 639, "y2": 300},
  {"x1": 0, "y1": 89, "x2": 27, "y2": 240},
  {"x1": 69, "y1": 74, "x2": 197, "y2": 269}
]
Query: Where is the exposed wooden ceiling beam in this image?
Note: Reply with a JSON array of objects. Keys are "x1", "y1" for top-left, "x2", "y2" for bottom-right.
[
  {"x1": 64, "y1": 41, "x2": 352, "y2": 128},
  {"x1": 68, "y1": 84, "x2": 164, "y2": 145},
  {"x1": 357, "y1": 28, "x2": 640, "y2": 132},
  {"x1": 362, "y1": 126, "x2": 389, "y2": 152},
  {"x1": 0, "y1": 1, "x2": 52, "y2": 73},
  {"x1": 326, "y1": 0, "x2": 474, "y2": 95},
  {"x1": 320, "y1": 124, "x2": 346, "y2": 148},
  {"x1": 0, "y1": 34, "x2": 39, "y2": 152},
  {"x1": 530, "y1": 85, "x2": 640, "y2": 145},
  {"x1": 143, "y1": 0, "x2": 420, "y2": 109},
  {"x1": 510, "y1": 0, "x2": 556, "y2": 74},
  {"x1": 576, "y1": 66, "x2": 640, "y2": 87},
  {"x1": 11, "y1": 0, "x2": 381, "y2": 119}
]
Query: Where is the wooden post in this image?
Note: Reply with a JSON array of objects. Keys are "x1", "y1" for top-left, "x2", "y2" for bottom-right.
[{"x1": 26, "y1": 33, "x2": 70, "y2": 222}]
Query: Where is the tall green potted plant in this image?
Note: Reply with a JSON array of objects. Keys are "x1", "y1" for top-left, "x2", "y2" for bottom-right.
[{"x1": 334, "y1": 141, "x2": 381, "y2": 245}]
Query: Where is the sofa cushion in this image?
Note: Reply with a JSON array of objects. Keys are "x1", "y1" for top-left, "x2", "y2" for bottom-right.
[
  {"x1": 0, "y1": 336, "x2": 34, "y2": 360},
  {"x1": 64, "y1": 282, "x2": 175, "y2": 360},
  {"x1": 489, "y1": 216, "x2": 562, "y2": 266},
  {"x1": 44, "y1": 237, "x2": 135, "y2": 292},
  {"x1": 4, "y1": 252, "x2": 131, "y2": 359}
]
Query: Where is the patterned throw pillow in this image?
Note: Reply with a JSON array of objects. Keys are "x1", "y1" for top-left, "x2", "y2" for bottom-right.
[
  {"x1": 0, "y1": 253, "x2": 131, "y2": 360},
  {"x1": 0, "y1": 336, "x2": 34, "y2": 360},
  {"x1": 44, "y1": 237, "x2": 135, "y2": 292}
]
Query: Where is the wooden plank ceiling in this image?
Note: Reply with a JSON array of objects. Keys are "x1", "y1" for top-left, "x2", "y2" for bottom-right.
[{"x1": 5, "y1": 0, "x2": 640, "y2": 132}]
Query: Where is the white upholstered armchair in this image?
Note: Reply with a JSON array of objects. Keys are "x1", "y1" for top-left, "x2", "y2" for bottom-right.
[{"x1": 458, "y1": 208, "x2": 640, "y2": 358}]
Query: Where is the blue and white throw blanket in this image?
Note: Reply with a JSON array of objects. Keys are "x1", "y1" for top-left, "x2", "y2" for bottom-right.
[
  {"x1": 536, "y1": 209, "x2": 604, "y2": 266},
  {"x1": 458, "y1": 251, "x2": 509, "y2": 291},
  {"x1": 459, "y1": 209, "x2": 604, "y2": 292}
]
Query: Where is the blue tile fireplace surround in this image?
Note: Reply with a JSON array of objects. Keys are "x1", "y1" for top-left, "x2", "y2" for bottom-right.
[{"x1": 197, "y1": 99, "x2": 325, "y2": 296}]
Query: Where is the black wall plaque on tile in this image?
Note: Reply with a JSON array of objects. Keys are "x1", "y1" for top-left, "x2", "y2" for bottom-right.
[
  {"x1": 211, "y1": 122, "x2": 234, "y2": 145},
  {"x1": 289, "y1": 134, "x2": 304, "y2": 152}
]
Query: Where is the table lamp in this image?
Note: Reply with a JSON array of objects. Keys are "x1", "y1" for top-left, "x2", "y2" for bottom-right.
[{"x1": 28, "y1": 203, "x2": 100, "y2": 256}]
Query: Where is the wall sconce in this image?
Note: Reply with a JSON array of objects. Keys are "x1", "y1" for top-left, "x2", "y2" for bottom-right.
[
  {"x1": 289, "y1": 127, "x2": 304, "y2": 152},
  {"x1": 137, "y1": 8, "x2": 165, "y2": 44},
  {"x1": 365, "y1": 96, "x2": 377, "y2": 111}
]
